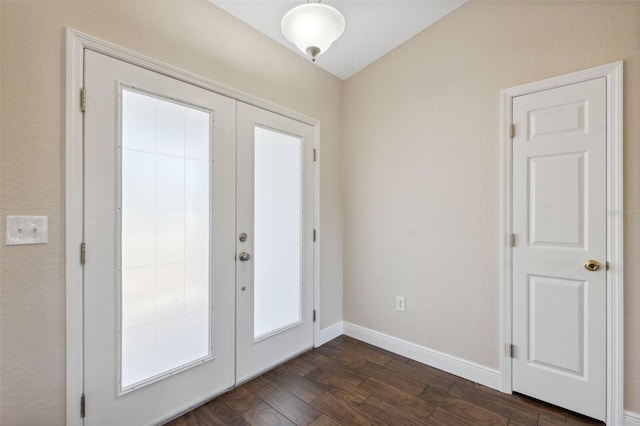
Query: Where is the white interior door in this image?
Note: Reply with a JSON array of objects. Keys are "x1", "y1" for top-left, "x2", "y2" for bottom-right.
[
  {"x1": 235, "y1": 102, "x2": 315, "y2": 383},
  {"x1": 83, "y1": 50, "x2": 236, "y2": 425},
  {"x1": 511, "y1": 78, "x2": 607, "y2": 420}
]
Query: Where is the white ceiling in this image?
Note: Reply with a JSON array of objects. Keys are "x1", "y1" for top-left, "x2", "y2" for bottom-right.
[{"x1": 210, "y1": 1, "x2": 466, "y2": 80}]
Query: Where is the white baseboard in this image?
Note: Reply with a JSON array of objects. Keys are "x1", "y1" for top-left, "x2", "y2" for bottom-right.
[
  {"x1": 343, "y1": 321, "x2": 501, "y2": 391},
  {"x1": 316, "y1": 321, "x2": 344, "y2": 346},
  {"x1": 626, "y1": 411, "x2": 640, "y2": 426}
]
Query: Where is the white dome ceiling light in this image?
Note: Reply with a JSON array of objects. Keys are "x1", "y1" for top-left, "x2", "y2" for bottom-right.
[{"x1": 281, "y1": 1, "x2": 346, "y2": 62}]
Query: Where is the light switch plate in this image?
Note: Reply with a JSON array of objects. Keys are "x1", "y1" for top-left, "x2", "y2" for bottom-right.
[{"x1": 6, "y1": 216, "x2": 48, "y2": 245}]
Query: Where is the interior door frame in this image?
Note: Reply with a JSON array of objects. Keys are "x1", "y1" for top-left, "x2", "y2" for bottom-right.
[
  {"x1": 65, "y1": 28, "x2": 322, "y2": 426},
  {"x1": 499, "y1": 61, "x2": 623, "y2": 425}
]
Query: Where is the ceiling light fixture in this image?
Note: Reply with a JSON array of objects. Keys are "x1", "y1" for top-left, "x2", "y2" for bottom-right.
[{"x1": 281, "y1": 1, "x2": 345, "y2": 62}]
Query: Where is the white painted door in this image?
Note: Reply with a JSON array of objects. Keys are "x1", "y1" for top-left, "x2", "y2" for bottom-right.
[
  {"x1": 235, "y1": 102, "x2": 315, "y2": 383},
  {"x1": 512, "y1": 78, "x2": 606, "y2": 420},
  {"x1": 83, "y1": 50, "x2": 236, "y2": 425}
]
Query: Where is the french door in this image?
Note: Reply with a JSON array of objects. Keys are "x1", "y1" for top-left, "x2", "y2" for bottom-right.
[
  {"x1": 236, "y1": 103, "x2": 315, "y2": 383},
  {"x1": 83, "y1": 50, "x2": 314, "y2": 425}
]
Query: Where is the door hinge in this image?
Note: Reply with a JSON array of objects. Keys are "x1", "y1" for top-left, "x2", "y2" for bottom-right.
[
  {"x1": 506, "y1": 343, "x2": 515, "y2": 358},
  {"x1": 509, "y1": 233, "x2": 515, "y2": 247},
  {"x1": 313, "y1": 229, "x2": 317, "y2": 242},
  {"x1": 80, "y1": 242, "x2": 86, "y2": 265},
  {"x1": 313, "y1": 309, "x2": 316, "y2": 322},
  {"x1": 313, "y1": 148, "x2": 317, "y2": 162},
  {"x1": 80, "y1": 393, "x2": 86, "y2": 418},
  {"x1": 80, "y1": 87, "x2": 87, "y2": 112},
  {"x1": 509, "y1": 123, "x2": 515, "y2": 139}
]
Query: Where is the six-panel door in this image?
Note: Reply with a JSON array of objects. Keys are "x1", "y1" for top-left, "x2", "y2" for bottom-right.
[{"x1": 511, "y1": 78, "x2": 607, "y2": 421}]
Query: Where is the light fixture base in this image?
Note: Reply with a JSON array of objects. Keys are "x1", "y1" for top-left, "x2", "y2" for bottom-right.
[{"x1": 306, "y1": 46, "x2": 321, "y2": 62}]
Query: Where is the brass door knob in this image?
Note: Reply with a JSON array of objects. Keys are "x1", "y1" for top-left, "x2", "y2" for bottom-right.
[{"x1": 584, "y1": 260, "x2": 600, "y2": 271}]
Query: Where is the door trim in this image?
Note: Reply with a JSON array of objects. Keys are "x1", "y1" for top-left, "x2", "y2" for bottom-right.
[
  {"x1": 65, "y1": 28, "x2": 321, "y2": 426},
  {"x1": 499, "y1": 62, "x2": 623, "y2": 425}
]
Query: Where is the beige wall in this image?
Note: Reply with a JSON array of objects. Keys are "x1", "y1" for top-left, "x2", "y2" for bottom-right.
[
  {"x1": 3, "y1": 0, "x2": 639, "y2": 423},
  {"x1": 0, "y1": 1, "x2": 343, "y2": 424},
  {"x1": 343, "y1": 0, "x2": 639, "y2": 413}
]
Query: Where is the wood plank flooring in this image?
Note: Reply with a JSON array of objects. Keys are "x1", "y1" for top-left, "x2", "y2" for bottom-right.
[{"x1": 166, "y1": 336, "x2": 603, "y2": 426}]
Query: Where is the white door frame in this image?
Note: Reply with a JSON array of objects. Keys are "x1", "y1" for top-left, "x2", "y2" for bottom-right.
[
  {"x1": 65, "y1": 28, "x2": 322, "y2": 426},
  {"x1": 499, "y1": 62, "x2": 623, "y2": 425}
]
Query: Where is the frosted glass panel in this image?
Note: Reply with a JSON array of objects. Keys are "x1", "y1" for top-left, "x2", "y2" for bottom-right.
[
  {"x1": 185, "y1": 109, "x2": 210, "y2": 160},
  {"x1": 156, "y1": 155, "x2": 185, "y2": 210},
  {"x1": 253, "y1": 126, "x2": 302, "y2": 339},
  {"x1": 120, "y1": 89, "x2": 212, "y2": 390},
  {"x1": 156, "y1": 210, "x2": 184, "y2": 265},
  {"x1": 186, "y1": 159, "x2": 209, "y2": 210},
  {"x1": 186, "y1": 210, "x2": 209, "y2": 262},
  {"x1": 122, "y1": 266, "x2": 155, "y2": 328}
]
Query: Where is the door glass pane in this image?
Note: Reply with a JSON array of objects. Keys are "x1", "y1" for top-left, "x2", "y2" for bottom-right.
[
  {"x1": 253, "y1": 126, "x2": 303, "y2": 340},
  {"x1": 120, "y1": 89, "x2": 211, "y2": 390}
]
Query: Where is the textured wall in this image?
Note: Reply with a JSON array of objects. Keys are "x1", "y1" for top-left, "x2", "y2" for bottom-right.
[
  {"x1": 343, "y1": 0, "x2": 640, "y2": 413},
  {"x1": 0, "y1": 1, "x2": 343, "y2": 424}
]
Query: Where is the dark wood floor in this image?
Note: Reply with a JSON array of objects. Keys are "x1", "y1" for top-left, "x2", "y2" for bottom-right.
[{"x1": 166, "y1": 336, "x2": 603, "y2": 426}]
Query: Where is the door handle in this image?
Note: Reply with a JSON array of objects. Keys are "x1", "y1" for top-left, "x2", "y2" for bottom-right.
[
  {"x1": 584, "y1": 260, "x2": 600, "y2": 271},
  {"x1": 239, "y1": 252, "x2": 251, "y2": 262}
]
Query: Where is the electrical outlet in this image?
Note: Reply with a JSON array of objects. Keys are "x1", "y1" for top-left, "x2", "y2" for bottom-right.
[{"x1": 395, "y1": 296, "x2": 406, "y2": 312}]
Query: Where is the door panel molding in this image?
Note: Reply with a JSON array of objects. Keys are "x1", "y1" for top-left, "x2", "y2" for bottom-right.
[
  {"x1": 499, "y1": 62, "x2": 623, "y2": 425},
  {"x1": 65, "y1": 28, "x2": 321, "y2": 426}
]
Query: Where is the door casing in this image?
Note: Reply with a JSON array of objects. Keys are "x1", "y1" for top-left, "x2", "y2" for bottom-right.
[
  {"x1": 499, "y1": 62, "x2": 623, "y2": 425},
  {"x1": 65, "y1": 28, "x2": 322, "y2": 426}
]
